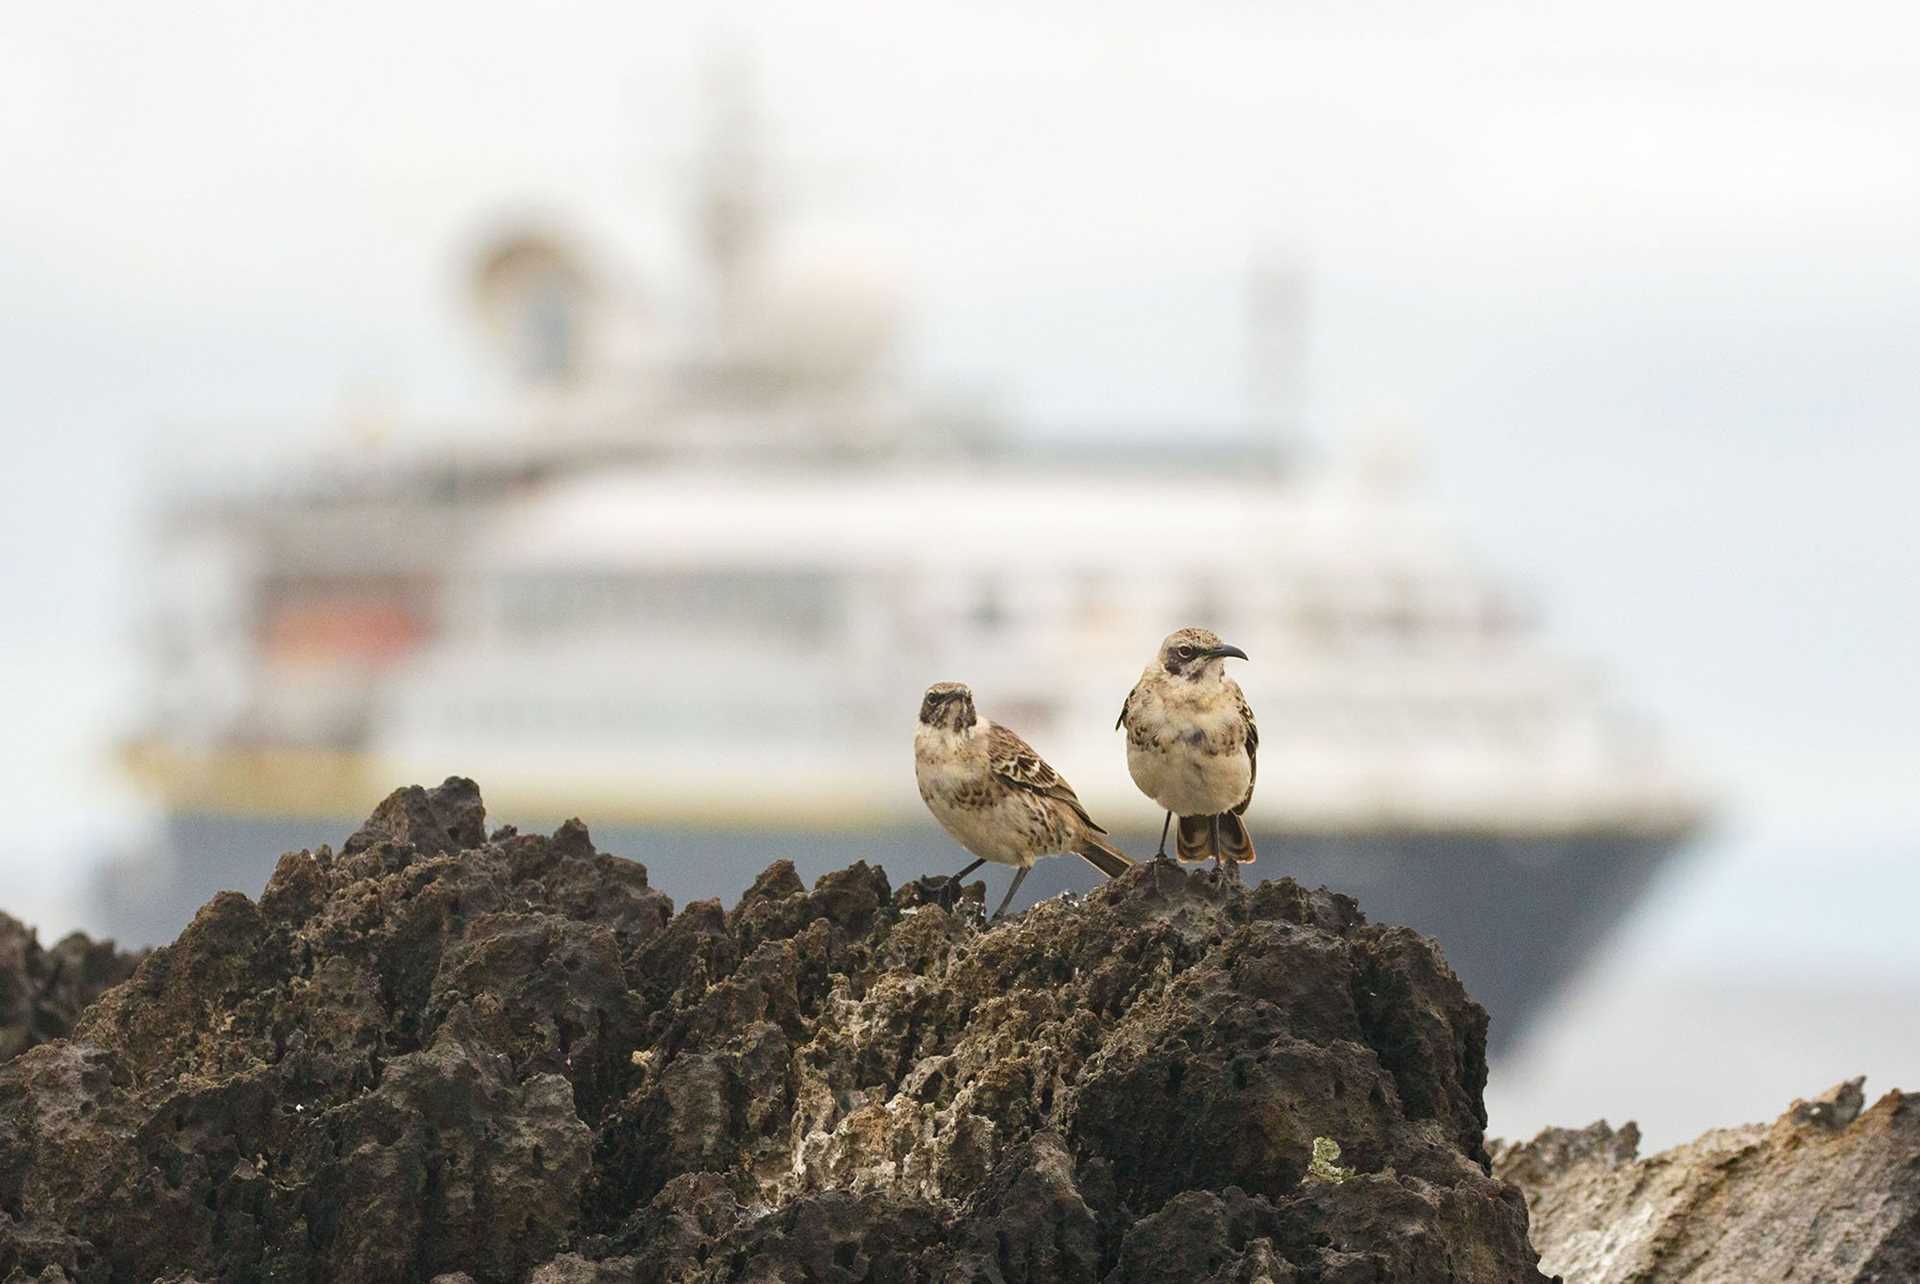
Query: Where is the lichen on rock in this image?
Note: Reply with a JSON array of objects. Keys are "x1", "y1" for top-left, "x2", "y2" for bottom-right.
[
  {"x1": 1304, "y1": 1136, "x2": 1353, "y2": 1185},
  {"x1": 0, "y1": 778, "x2": 1548, "y2": 1283}
]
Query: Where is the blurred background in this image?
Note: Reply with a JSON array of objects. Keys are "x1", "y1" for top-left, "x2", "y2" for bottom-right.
[{"x1": 4, "y1": 2, "x2": 1917, "y2": 1152}]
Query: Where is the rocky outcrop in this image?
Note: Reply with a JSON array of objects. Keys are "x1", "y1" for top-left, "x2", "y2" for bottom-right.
[
  {"x1": 0, "y1": 914, "x2": 140, "y2": 1064},
  {"x1": 0, "y1": 778, "x2": 1546, "y2": 1283},
  {"x1": 1495, "y1": 1078, "x2": 1920, "y2": 1283}
]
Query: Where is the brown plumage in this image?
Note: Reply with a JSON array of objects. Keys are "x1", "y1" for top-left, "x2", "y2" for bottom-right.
[
  {"x1": 916, "y1": 682, "x2": 1131, "y2": 918},
  {"x1": 986, "y1": 725, "x2": 1133, "y2": 878},
  {"x1": 1118, "y1": 628, "x2": 1259, "y2": 872}
]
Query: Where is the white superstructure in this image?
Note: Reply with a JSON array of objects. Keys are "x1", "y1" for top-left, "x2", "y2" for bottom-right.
[
  {"x1": 122, "y1": 83, "x2": 1705, "y2": 847},
  {"x1": 348, "y1": 461, "x2": 1690, "y2": 836}
]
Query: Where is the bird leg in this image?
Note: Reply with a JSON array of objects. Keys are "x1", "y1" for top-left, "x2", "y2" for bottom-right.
[
  {"x1": 1156, "y1": 811, "x2": 1173, "y2": 859},
  {"x1": 1211, "y1": 817, "x2": 1245, "y2": 884},
  {"x1": 990, "y1": 865, "x2": 1031, "y2": 921},
  {"x1": 940, "y1": 858, "x2": 986, "y2": 907}
]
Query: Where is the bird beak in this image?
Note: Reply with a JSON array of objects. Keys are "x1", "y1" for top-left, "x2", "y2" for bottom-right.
[{"x1": 1205, "y1": 644, "x2": 1249, "y2": 662}]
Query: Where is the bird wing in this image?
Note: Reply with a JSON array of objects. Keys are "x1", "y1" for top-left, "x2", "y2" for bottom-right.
[
  {"x1": 988, "y1": 722, "x2": 1104, "y2": 833},
  {"x1": 1115, "y1": 679, "x2": 1142, "y2": 731},
  {"x1": 1230, "y1": 679, "x2": 1259, "y2": 814}
]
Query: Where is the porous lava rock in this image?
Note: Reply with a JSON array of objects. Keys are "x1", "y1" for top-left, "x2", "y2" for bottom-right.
[
  {"x1": 1495, "y1": 1077, "x2": 1920, "y2": 1283},
  {"x1": 0, "y1": 914, "x2": 140, "y2": 1064},
  {"x1": 0, "y1": 779, "x2": 1547, "y2": 1283}
]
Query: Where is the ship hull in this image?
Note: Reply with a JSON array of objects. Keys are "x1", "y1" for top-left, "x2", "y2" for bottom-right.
[{"x1": 101, "y1": 812, "x2": 1690, "y2": 1054}]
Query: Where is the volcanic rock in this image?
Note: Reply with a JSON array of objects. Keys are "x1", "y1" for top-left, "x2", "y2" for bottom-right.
[
  {"x1": 1495, "y1": 1077, "x2": 1920, "y2": 1282},
  {"x1": 0, "y1": 913, "x2": 140, "y2": 1064},
  {"x1": 0, "y1": 778, "x2": 1546, "y2": 1283}
]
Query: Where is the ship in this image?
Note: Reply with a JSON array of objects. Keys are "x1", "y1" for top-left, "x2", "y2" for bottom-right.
[{"x1": 110, "y1": 89, "x2": 1707, "y2": 1052}]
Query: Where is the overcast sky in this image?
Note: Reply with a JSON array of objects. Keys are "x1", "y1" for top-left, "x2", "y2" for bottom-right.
[{"x1": 4, "y1": 2, "x2": 1918, "y2": 1142}]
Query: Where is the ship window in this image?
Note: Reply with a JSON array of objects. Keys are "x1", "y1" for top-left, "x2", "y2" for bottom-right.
[{"x1": 500, "y1": 570, "x2": 839, "y2": 639}]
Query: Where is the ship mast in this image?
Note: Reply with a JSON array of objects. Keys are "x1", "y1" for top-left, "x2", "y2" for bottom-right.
[
  {"x1": 1245, "y1": 252, "x2": 1312, "y2": 467},
  {"x1": 690, "y1": 51, "x2": 772, "y2": 362}
]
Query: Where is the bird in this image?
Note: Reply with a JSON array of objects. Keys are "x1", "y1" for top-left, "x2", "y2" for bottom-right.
[
  {"x1": 914, "y1": 681, "x2": 1132, "y2": 920},
  {"x1": 1116, "y1": 627, "x2": 1258, "y2": 876}
]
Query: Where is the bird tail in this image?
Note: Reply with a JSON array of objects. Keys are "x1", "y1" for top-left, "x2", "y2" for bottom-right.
[
  {"x1": 1176, "y1": 813, "x2": 1257, "y2": 864},
  {"x1": 1074, "y1": 833, "x2": 1132, "y2": 879}
]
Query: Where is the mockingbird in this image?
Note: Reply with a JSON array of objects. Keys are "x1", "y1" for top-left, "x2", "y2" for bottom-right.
[
  {"x1": 1117, "y1": 628, "x2": 1258, "y2": 875},
  {"x1": 915, "y1": 682, "x2": 1131, "y2": 919}
]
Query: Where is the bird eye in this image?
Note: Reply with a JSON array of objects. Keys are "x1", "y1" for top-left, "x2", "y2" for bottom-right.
[{"x1": 1175, "y1": 645, "x2": 1195, "y2": 660}]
